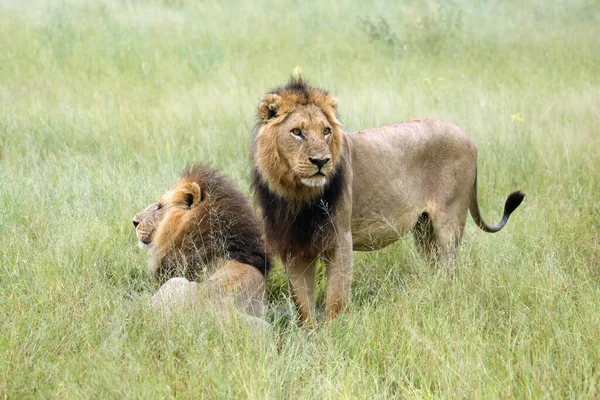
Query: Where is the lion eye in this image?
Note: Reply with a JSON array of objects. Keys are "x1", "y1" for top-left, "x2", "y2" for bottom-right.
[
  {"x1": 156, "y1": 204, "x2": 162, "y2": 211},
  {"x1": 290, "y1": 128, "x2": 303, "y2": 137},
  {"x1": 323, "y1": 127, "x2": 332, "y2": 136}
]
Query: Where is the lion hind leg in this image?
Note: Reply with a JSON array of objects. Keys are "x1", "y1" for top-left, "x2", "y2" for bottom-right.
[
  {"x1": 412, "y1": 212, "x2": 436, "y2": 263},
  {"x1": 208, "y1": 261, "x2": 267, "y2": 318},
  {"x1": 432, "y1": 211, "x2": 466, "y2": 274},
  {"x1": 413, "y1": 210, "x2": 464, "y2": 273}
]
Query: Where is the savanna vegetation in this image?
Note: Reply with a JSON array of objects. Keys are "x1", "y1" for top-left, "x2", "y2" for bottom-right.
[{"x1": 1, "y1": 0, "x2": 599, "y2": 397}]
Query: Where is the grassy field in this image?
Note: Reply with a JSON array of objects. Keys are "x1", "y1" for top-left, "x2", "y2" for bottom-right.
[{"x1": 1, "y1": 0, "x2": 599, "y2": 397}]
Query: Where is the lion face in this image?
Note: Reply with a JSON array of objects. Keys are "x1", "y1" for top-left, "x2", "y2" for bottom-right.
[
  {"x1": 276, "y1": 105, "x2": 336, "y2": 187},
  {"x1": 255, "y1": 85, "x2": 343, "y2": 199},
  {"x1": 132, "y1": 201, "x2": 165, "y2": 249}
]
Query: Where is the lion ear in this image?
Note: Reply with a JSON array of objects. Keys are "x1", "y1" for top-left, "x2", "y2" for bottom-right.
[
  {"x1": 258, "y1": 94, "x2": 282, "y2": 121},
  {"x1": 320, "y1": 94, "x2": 341, "y2": 127},
  {"x1": 327, "y1": 94, "x2": 338, "y2": 114},
  {"x1": 184, "y1": 182, "x2": 202, "y2": 207}
]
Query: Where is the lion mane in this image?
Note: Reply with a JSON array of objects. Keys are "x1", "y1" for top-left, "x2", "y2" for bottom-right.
[
  {"x1": 252, "y1": 80, "x2": 349, "y2": 261},
  {"x1": 151, "y1": 164, "x2": 271, "y2": 283}
]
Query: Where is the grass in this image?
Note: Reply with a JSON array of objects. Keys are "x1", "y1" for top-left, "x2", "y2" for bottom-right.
[{"x1": 1, "y1": 0, "x2": 599, "y2": 397}]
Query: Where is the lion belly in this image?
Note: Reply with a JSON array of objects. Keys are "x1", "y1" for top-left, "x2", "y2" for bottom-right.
[{"x1": 347, "y1": 119, "x2": 478, "y2": 251}]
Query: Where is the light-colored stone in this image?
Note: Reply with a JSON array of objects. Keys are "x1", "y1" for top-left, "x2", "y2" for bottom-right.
[
  {"x1": 150, "y1": 277, "x2": 272, "y2": 332},
  {"x1": 150, "y1": 277, "x2": 200, "y2": 315}
]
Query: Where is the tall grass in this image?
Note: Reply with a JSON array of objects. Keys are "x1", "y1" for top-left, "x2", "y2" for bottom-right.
[{"x1": 1, "y1": 0, "x2": 599, "y2": 397}]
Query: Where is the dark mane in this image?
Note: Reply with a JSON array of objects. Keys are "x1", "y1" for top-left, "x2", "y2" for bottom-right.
[
  {"x1": 182, "y1": 164, "x2": 271, "y2": 276},
  {"x1": 250, "y1": 79, "x2": 348, "y2": 261},
  {"x1": 267, "y1": 77, "x2": 328, "y2": 105},
  {"x1": 252, "y1": 158, "x2": 348, "y2": 261}
]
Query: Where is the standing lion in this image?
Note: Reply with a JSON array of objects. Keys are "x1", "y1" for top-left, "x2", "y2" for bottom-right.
[{"x1": 251, "y1": 78, "x2": 524, "y2": 326}]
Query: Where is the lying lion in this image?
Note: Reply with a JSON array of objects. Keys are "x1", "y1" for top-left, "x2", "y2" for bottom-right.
[
  {"x1": 133, "y1": 164, "x2": 271, "y2": 318},
  {"x1": 251, "y1": 78, "x2": 525, "y2": 326}
]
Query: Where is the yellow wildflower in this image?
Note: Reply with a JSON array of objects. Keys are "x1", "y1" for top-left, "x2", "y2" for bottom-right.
[{"x1": 511, "y1": 113, "x2": 524, "y2": 123}]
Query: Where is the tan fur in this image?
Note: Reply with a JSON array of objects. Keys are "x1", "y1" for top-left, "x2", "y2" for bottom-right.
[
  {"x1": 208, "y1": 260, "x2": 267, "y2": 317},
  {"x1": 132, "y1": 202, "x2": 165, "y2": 249},
  {"x1": 255, "y1": 89, "x2": 343, "y2": 201},
  {"x1": 252, "y1": 81, "x2": 524, "y2": 325},
  {"x1": 149, "y1": 180, "x2": 206, "y2": 277}
]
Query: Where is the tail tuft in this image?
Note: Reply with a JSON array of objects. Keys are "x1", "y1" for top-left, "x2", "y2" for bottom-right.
[{"x1": 504, "y1": 190, "x2": 525, "y2": 216}]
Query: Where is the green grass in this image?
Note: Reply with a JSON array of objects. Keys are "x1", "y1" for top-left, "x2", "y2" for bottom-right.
[{"x1": 1, "y1": 0, "x2": 599, "y2": 397}]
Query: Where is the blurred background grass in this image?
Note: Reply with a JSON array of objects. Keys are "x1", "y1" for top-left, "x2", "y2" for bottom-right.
[{"x1": 1, "y1": 0, "x2": 599, "y2": 397}]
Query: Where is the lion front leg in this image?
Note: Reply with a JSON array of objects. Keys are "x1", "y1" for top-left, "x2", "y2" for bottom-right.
[
  {"x1": 285, "y1": 257, "x2": 317, "y2": 328},
  {"x1": 323, "y1": 230, "x2": 354, "y2": 321}
]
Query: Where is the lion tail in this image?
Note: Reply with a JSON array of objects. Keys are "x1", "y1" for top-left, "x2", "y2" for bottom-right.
[{"x1": 469, "y1": 172, "x2": 525, "y2": 233}]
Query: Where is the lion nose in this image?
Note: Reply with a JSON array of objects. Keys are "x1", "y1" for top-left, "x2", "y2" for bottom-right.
[
  {"x1": 132, "y1": 219, "x2": 139, "y2": 228},
  {"x1": 309, "y1": 157, "x2": 330, "y2": 169}
]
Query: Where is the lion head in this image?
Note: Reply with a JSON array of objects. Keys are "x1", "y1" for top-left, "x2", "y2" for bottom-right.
[
  {"x1": 132, "y1": 201, "x2": 165, "y2": 249},
  {"x1": 131, "y1": 181, "x2": 199, "y2": 251},
  {"x1": 253, "y1": 79, "x2": 344, "y2": 201},
  {"x1": 152, "y1": 179, "x2": 207, "y2": 258},
  {"x1": 143, "y1": 165, "x2": 270, "y2": 283}
]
